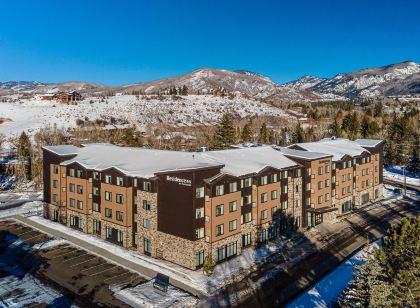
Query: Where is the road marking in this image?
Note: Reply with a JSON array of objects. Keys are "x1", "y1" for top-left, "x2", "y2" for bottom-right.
[
  {"x1": 103, "y1": 271, "x2": 131, "y2": 283},
  {"x1": 51, "y1": 249, "x2": 79, "y2": 259},
  {"x1": 62, "y1": 252, "x2": 89, "y2": 263},
  {"x1": 70, "y1": 255, "x2": 98, "y2": 268},
  {"x1": 89, "y1": 265, "x2": 117, "y2": 276},
  {"x1": 80, "y1": 261, "x2": 106, "y2": 273}
]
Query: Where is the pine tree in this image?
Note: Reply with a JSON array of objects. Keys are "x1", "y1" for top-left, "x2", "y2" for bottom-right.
[
  {"x1": 241, "y1": 121, "x2": 253, "y2": 142},
  {"x1": 292, "y1": 123, "x2": 304, "y2": 143},
  {"x1": 406, "y1": 139, "x2": 419, "y2": 176},
  {"x1": 259, "y1": 123, "x2": 269, "y2": 144},
  {"x1": 360, "y1": 116, "x2": 370, "y2": 138},
  {"x1": 329, "y1": 117, "x2": 342, "y2": 137},
  {"x1": 203, "y1": 253, "x2": 215, "y2": 275},
  {"x1": 17, "y1": 131, "x2": 32, "y2": 179},
  {"x1": 210, "y1": 114, "x2": 237, "y2": 149}
]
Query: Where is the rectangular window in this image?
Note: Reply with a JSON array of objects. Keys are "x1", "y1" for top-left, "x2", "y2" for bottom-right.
[
  {"x1": 271, "y1": 206, "x2": 277, "y2": 216},
  {"x1": 342, "y1": 187, "x2": 346, "y2": 195},
  {"x1": 295, "y1": 199, "x2": 301, "y2": 208},
  {"x1": 53, "y1": 165, "x2": 59, "y2": 174},
  {"x1": 318, "y1": 181, "x2": 323, "y2": 189},
  {"x1": 306, "y1": 183, "x2": 311, "y2": 191},
  {"x1": 348, "y1": 173, "x2": 352, "y2": 180},
  {"x1": 105, "y1": 208, "x2": 112, "y2": 218},
  {"x1": 53, "y1": 180, "x2": 58, "y2": 188},
  {"x1": 332, "y1": 163, "x2": 336, "y2": 170},
  {"x1": 76, "y1": 170, "x2": 83, "y2": 178},
  {"x1": 347, "y1": 186, "x2": 351, "y2": 193},
  {"x1": 116, "y1": 211, "x2": 123, "y2": 221},
  {"x1": 215, "y1": 185, "x2": 224, "y2": 196},
  {"x1": 77, "y1": 185, "x2": 83, "y2": 194},
  {"x1": 281, "y1": 200, "x2": 288, "y2": 209},
  {"x1": 261, "y1": 209, "x2": 268, "y2": 220},
  {"x1": 242, "y1": 212, "x2": 251, "y2": 223},
  {"x1": 295, "y1": 185, "x2": 301, "y2": 192},
  {"x1": 77, "y1": 200, "x2": 83, "y2": 209},
  {"x1": 143, "y1": 181, "x2": 151, "y2": 192},
  {"x1": 53, "y1": 194, "x2": 58, "y2": 202},
  {"x1": 105, "y1": 191, "x2": 112, "y2": 201},
  {"x1": 93, "y1": 187, "x2": 99, "y2": 196},
  {"x1": 69, "y1": 169, "x2": 75, "y2": 177},
  {"x1": 216, "y1": 204, "x2": 224, "y2": 216},
  {"x1": 143, "y1": 218, "x2": 150, "y2": 229},
  {"x1": 116, "y1": 194, "x2": 124, "y2": 204},
  {"x1": 296, "y1": 168, "x2": 302, "y2": 177},
  {"x1": 325, "y1": 193, "x2": 330, "y2": 201},
  {"x1": 342, "y1": 174, "x2": 346, "y2": 182},
  {"x1": 69, "y1": 198, "x2": 75, "y2": 207},
  {"x1": 143, "y1": 200, "x2": 151, "y2": 211},
  {"x1": 195, "y1": 187, "x2": 205, "y2": 198},
  {"x1": 243, "y1": 194, "x2": 251, "y2": 205},
  {"x1": 93, "y1": 172, "x2": 100, "y2": 180},
  {"x1": 229, "y1": 220, "x2": 237, "y2": 231},
  {"x1": 92, "y1": 202, "x2": 100, "y2": 212},
  {"x1": 229, "y1": 182, "x2": 237, "y2": 193},
  {"x1": 325, "y1": 165, "x2": 330, "y2": 173},
  {"x1": 325, "y1": 179, "x2": 330, "y2": 187},
  {"x1": 105, "y1": 175, "x2": 111, "y2": 184},
  {"x1": 93, "y1": 219, "x2": 101, "y2": 235},
  {"x1": 116, "y1": 176, "x2": 124, "y2": 186},
  {"x1": 69, "y1": 183, "x2": 75, "y2": 192},
  {"x1": 242, "y1": 233, "x2": 251, "y2": 247},
  {"x1": 216, "y1": 224, "x2": 224, "y2": 236},
  {"x1": 282, "y1": 185, "x2": 288, "y2": 194},
  {"x1": 144, "y1": 238, "x2": 151, "y2": 254},
  {"x1": 318, "y1": 195, "x2": 323, "y2": 204},
  {"x1": 271, "y1": 190, "x2": 278, "y2": 200},
  {"x1": 229, "y1": 201, "x2": 237, "y2": 212},
  {"x1": 195, "y1": 227, "x2": 204, "y2": 239},
  {"x1": 282, "y1": 170, "x2": 288, "y2": 179},
  {"x1": 196, "y1": 207, "x2": 204, "y2": 219},
  {"x1": 195, "y1": 250, "x2": 204, "y2": 268},
  {"x1": 318, "y1": 166, "x2": 323, "y2": 175},
  {"x1": 244, "y1": 177, "x2": 252, "y2": 187},
  {"x1": 271, "y1": 173, "x2": 278, "y2": 183},
  {"x1": 117, "y1": 230, "x2": 123, "y2": 244},
  {"x1": 260, "y1": 176, "x2": 268, "y2": 185},
  {"x1": 261, "y1": 192, "x2": 268, "y2": 203},
  {"x1": 105, "y1": 226, "x2": 112, "y2": 239},
  {"x1": 133, "y1": 178, "x2": 138, "y2": 187}
]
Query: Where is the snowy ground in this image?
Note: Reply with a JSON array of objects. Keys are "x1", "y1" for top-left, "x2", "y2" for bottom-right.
[
  {"x1": 287, "y1": 240, "x2": 382, "y2": 308},
  {"x1": 384, "y1": 166, "x2": 420, "y2": 187},
  {"x1": 0, "y1": 95, "x2": 289, "y2": 137}
]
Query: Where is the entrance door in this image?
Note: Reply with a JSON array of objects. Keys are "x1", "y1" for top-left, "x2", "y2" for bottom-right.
[{"x1": 53, "y1": 209, "x2": 59, "y2": 222}]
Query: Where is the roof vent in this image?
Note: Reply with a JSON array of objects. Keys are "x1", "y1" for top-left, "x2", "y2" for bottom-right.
[{"x1": 331, "y1": 136, "x2": 336, "y2": 140}]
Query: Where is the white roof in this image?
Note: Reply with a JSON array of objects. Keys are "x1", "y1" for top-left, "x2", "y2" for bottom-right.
[
  {"x1": 274, "y1": 146, "x2": 331, "y2": 160},
  {"x1": 355, "y1": 139, "x2": 384, "y2": 147},
  {"x1": 201, "y1": 146, "x2": 298, "y2": 177},
  {"x1": 59, "y1": 144, "x2": 222, "y2": 178},
  {"x1": 43, "y1": 145, "x2": 80, "y2": 156},
  {"x1": 293, "y1": 138, "x2": 371, "y2": 161}
]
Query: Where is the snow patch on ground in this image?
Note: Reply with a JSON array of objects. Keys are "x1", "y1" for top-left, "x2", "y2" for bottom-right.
[
  {"x1": 384, "y1": 166, "x2": 420, "y2": 187},
  {"x1": 0, "y1": 200, "x2": 43, "y2": 218}
]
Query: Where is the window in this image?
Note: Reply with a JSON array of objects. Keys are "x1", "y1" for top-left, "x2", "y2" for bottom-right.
[
  {"x1": 375, "y1": 165, "x2": 378, "y2": 172},
  {"x1": 216, "y1": 204, "x2": 224, "y2": 216},
  {"x1": 77, "y1": 200, "x2": 83, "y2": 209},
  {"x1": 133, "y1": 178, "x2": 138, "y2": 187},
  {"x1": 318, "y1": 195, "x2": 323, "y2": 204},
  {"x1": 53, "y1": 165, "x2": 59, "y2": 174},
  {"x1": 325, "y1": 179, "x2": 330, "y2": 187},
  {"x1": 281, "y1": 200, "x2": 288, "y2": 209},
  {"x1": 75, "y1": 170, "x2": 82, "y2": 178},
  {"x1": 282, "y1": 170, "x2": 288, "y2": 179},
  {"x1": 260, "y1": 176, "x2": 268, "y2": 185},
  {"x1": 271, "y1": 206, "x2": 277, "y2": 216},
  {"x1": 117, "y1": 230, "x2": 123, "y2": 244},
  {"x1": 271, "y1": 173, "x2": 278, "y2": 183},
  {"x1": 196, "y1": 207, "x2": 204, "y2": 219},
  {"x1": 105, "y1": 208, "x2": 112, "y2": 218},
  {"x1": 306, "y1": 183, "x2": 311, "y2": 191},
  {"x1": 93, "y1": 202, "x2": 100, "y2": 212},
  {"x1": 69, "y1": 169, "x2": 75, "y2": 177},
  {"x1": 295, "y1": 169, "x2": 302, "y2": 177},
  {"x1": 77, "y1": 185, "x2": 83, "y2": 194},
  {"x1": 318, "y1": 181, "x2": 323, "y2": 189},
  {"x1": 229, "y1": 201, "x2": 237, "y2": 212},
  {"x1": 116, "y1": 177, "x2": 123, "y2": 186},
  {"x1": 362, "y1": 169, "x2": 366, "y2": 176},
  {"x1": 348, "y1": 161, "x2": 352, "y2": 168},
  {"x1": 242, "y1": 212, "x2": 251, "y2": 224},
  {"x1": 115, "y1": 211, "x2": 123, "y2": 221},
  {"x1": 53, "y1": 180, "x2": 58, "y2": 188},
  {"x1": 325, "y1": 193, "x2": 330, "y2": 201},
  {"x1": 260, "y1": 193, "x2": 268, "y2": 203},
  {"x1": 295, "y1": 185, "x2": 301, "y2": 193},
  {"x1": 244, "y1": 177, "x2": 252, "y2": 187},
  {"x1": 242, "y1": 233, "x2": 251, "y2": 247},
  {"x1": 143, "y1": 200, "x2": 151, "y2": 210},
  {"x1": 116, "y1": 194, "x2": 124, "y2": 204},
  {"x1": 342, "y1": 174, "x2": 346, "y2": 181},
  {"x1": 229, "y1": 182, "x2": 237, "y2": 193},
  {"x1": 306, "y1": 168, "x2": 312, "y2": 176},
  {"x1": 282, "y1": 185, "x2": 288, "y2": 194},
  {"x1": 332, "y1": 176, "x2": 336, "y2": 183},
  {"x1": 362, "y1": 157, "x2": 366, "y2": 164},
  {"x1": 144, "y1": 238, "x2": 152, "y2": 254},
  {"x1": 105, "y1": 191, "x2": 112, "y2": 201},
  {"x1": 105, "y1": 226, "x2": 112, "y2": 239},
  {"x1": 325, "y1": 165, "x2": 330, "y2": 173},
  {"x1": 105, "y1": 175, "x2": 112, "y2": 184},
  {"x1": 216, "y1": 224, "x2": 224, "y2": 236},
  {"x1": 93, "y1": 172, "x2": 100, "y2": 180},
  {"x1": 271, "y1": 190, "x2": 278, "y2": 200},
  {"x1": 347, "y1": 186, "x2": 351, "y2": 193},
  {"x1": 143, "y1": 181, "x2": 151, "y2": 192},
  {"x1": 143, "y1": 218, "x2": 150, "y2": 229},
  {"x1": 215, "y1": 185, "x2": 224, "y2": 196},
  {"x1": 332, "y1": 163, "x2": 336, "y2": 170},
  {"x1": 261, "y1": 209, "x2": 268, "y2": 220},
  {"x1": 318, "y1": 166, "x2": 323, "y2": 175},
  {"x1": 242, "y1": 194, "x2": 251, "y2": 205},
  {"x1": 229, "y1": 220, "x2": 237, "y2": 231},
  {"x1": 93, "y1": 219, "x2": 101, "y2": 235},
  {"x1": 196, "y1": 187, "x2": 205, "y2": 198},
  {"x1": 93, "y1": 187, "x2": 99, "y2": 196},
  {"x1": 295, "y1": 199, "x2": 301, "y2": 208},
  {"x1": 69, "y1": 198, "x2": 75, "y2": 207},
  {"x1": 196, "y1": 250, "x2": 204, "y2": 268},
  {"x1": 332, "y1": 189, "x2": 336, "y2": 197},
  {"x1": 306, "y1": 197, "x2": 311, "y2": 206},
  {"x1": 69, "y1": 183, "x2": 75, "y2": 192},
  {"x1": 342, "y1": 187, "x2": 346, "y2": 195},
  {"x1": 53, "y1": 194, "x2": 58, "y2": 202},
  {"x1": 348, "y1": 173, "x2": 352, "y2": 180}
]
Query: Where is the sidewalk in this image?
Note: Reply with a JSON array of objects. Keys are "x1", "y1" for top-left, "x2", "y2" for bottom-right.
[{"x1": 13, "y1": 215, "x2": 204, "y2": 297}]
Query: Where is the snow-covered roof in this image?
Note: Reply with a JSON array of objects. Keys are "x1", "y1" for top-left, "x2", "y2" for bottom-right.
[
  {"x1": 354, "y1": 139, "x2": 384, "y2": 148},
  {"x1": 43, "y1": 145, "x2": 80, "y2": 156},
  {"x1": 292, "y1": 138, "x2": 371, "y2": 161},
  {"x1": 59, "y1": 144, "x2": 223, "y2": 178},
  {"x1": 274, "y1": 146, "x2": 332, "y2": 160},
  {"x1": 201, "y1": 146, "x2": 298, "y2": 177}
]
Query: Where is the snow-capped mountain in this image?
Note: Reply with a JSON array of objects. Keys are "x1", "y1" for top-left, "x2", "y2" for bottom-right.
[
  {"x1": 305, "y1": 61, "x2": 420, "y2": 99},
  {"x1": 0, "y1": 81, "x2": 107, "y2": 95},
  {"x1": 0, "y1": 81, "x2": 49, "y2": 93},
  {"x1": 285, "y1": 75, "x2": 326, "y2": 90}
]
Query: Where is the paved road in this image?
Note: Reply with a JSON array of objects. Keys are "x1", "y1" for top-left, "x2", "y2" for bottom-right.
[
  {"x1": 13, "y1": 215, "x2": 203, "y2": 298},
  {"x1": 384, "y1": 178, "x2": 420, "y2": 193}
]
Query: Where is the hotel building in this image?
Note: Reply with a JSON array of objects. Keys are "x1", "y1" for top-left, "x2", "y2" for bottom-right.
[{"x1": 42, "y1": 138, "x2": 384, "y2": 270}]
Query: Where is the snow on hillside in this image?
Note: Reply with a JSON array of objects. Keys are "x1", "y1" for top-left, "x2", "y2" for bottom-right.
[{"x1": 0, "y1": 95, "x2": 289, "y2": 137}]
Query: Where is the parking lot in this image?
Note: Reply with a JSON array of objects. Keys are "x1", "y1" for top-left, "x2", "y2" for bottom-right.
[{"x1": 0, "y1": 219, "x2": 146, "y2": 307}]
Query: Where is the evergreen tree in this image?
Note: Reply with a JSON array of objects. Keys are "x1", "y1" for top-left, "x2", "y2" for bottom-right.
[
  {"x1": 241, "y1": 121, "x2": 253, "y2": 142},
  {"x1": 360, "y1": 116, "x2": 370, "y2": 138},
  {"x1": 259, "y1": 123, "x2": 269, "y2": 144},
  {"x1": 329, "y1": 117, "x2": 342, "y2": 137},
  {"x1": 17, "y1": 131, "x2": 32, "y2": 180},
  {"x1": 341, "y1": 112, "x2": 360, "y2": 140},
  {"x1": 406, "y1": 138, "x2": 419, "y2": 176},
  {"x1": 292, "y1": 123, "x2": 305, "y2": 143},
  {"x1": 210, "y1": 114, "x2": 237, "y2": 149}
]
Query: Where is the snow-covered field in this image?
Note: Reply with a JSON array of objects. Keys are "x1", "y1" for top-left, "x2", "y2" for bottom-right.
[
  {"x1": 0, "y1": 95, "x2": 289, "y2": 137},
  {"x1": 384, "y1": 166, "x2": 420, "y2": 187},
  {"x1": 287, "y1": 240, "x2": 382, "y2": 308}
]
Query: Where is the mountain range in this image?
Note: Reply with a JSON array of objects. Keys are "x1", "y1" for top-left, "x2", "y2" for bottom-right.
[{"x1": 1, "y1": 61, "x2": 419, "y2": 101}]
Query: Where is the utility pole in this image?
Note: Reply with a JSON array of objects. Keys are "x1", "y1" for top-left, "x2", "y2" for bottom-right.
[{"x1": 403, "y1": 166, "x2": 407, "y2": 196}]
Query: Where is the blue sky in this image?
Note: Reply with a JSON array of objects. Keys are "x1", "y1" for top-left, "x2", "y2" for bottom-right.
[{"x1": 0, "y1": 0, "x2": 419, "y2": 85}]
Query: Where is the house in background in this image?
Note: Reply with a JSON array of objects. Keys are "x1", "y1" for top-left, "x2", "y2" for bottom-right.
[{"x1": 41, "y1": 91, "x2": 82, "y2": 104}]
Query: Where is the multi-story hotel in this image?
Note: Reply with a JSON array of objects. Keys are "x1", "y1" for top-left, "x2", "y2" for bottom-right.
[{"x1": 42, "y1": 137, "x2": 384, "y2": 270}]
